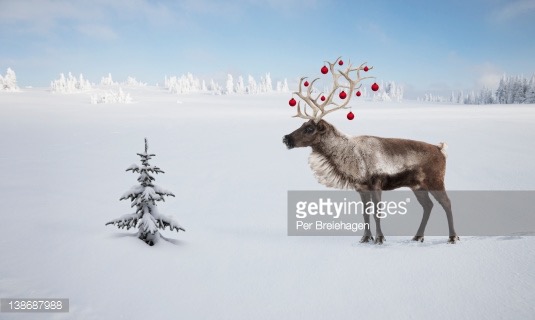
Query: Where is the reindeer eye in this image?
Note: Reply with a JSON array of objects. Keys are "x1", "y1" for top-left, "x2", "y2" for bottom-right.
[{"x1": 304, "y1": 126, "x2": 314, "y2": 134}]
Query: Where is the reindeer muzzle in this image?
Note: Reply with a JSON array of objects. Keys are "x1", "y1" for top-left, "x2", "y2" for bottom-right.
[{"x1": 283, "y1": 135, "x2": 295, "y2": 149}]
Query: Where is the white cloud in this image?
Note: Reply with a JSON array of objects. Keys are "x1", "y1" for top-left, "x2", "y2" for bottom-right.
[
  {"x1": 108, "y1": 0, "x2": 177, "y2": 26},
  {"x1": 0, "y1": 0, "x2": 178, "y2": 36},
  {"x1": 0, "y1": 0, "x2": 318, "y2": 37},
  {"x1": 0, "y1": 0, "x2": 91, "y2": 33},
  {"x1": 77, "y1": 24, "x2": 118, "y2": 41},
  {"x1": 493, "y1": 0, "x2": 535, "y2": 21},
  {"x1": 474, "y1": 62, "x2": 503, "y2": 89}
]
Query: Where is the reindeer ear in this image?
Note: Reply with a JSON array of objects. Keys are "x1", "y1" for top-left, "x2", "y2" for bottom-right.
[{"x1": 316, "y1": 121, "x2": 327, "y2": 132}]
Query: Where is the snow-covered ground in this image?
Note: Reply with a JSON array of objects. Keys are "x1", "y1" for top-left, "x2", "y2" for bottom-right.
[{"x1": 1, "y1": 87, "x2": 534, "y2": 319}]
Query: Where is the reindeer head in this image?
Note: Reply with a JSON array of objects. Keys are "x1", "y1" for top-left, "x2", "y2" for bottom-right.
[
  {"x1": 283, "y1": 119, "x2": 330, "y2": 149},
  {"x1": 283, "y1": 57, "x2": 374, "y2": 149}
]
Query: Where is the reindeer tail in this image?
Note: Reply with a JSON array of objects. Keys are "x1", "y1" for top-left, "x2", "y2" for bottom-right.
[{"x1": 437, "y1": 142, "x2": 448, "y2": 158}]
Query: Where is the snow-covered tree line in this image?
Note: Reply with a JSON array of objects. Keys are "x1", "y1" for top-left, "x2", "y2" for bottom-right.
[
  {"x1": 90, "y1": 88, "x2": 132, "y2": 104},
  {"x1": 0, "y1": 68, "x2": 20, "y2": 92},
  {"x1": 226, "y1": 73, "x2": 288, "y2": 95},
  {"x1": 51, "y1": 73, "x2": 147, "y2": 93},
  {"x1": 419, "y1": 74, "x2": 535, "y2": 105},
  {"x1": 417, "y1": 93, "x2": 450, "y2": 103},
  {"x1": 165, "y1": 73, "x2": 289, "y2": 95},
  {"x1": 51, "y1": 72, "x2": 92, "y2": 93},
  {"x1": 164, "y1": 73, "x2": 204, "y2": 94},
  {"x1": 50, "y1": 73, "x2": 146, "y2": 102},
  {"x1": 419, "y1": 90, "x2": 496, "y2": 104},
  {"x1": 372, "y1": 81, "x2": 404, "y2": 102},
  {"x1": 495, "y1": 74, "x2": 535, "y2": 104},
  {"x1": 100, "y1": 74, "x2": 146, "y2": 87}
]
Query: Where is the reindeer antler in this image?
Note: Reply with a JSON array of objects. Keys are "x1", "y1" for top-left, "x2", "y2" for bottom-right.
[{"x1": 293, "y1": 56, "x2": 375, "y2": 123}]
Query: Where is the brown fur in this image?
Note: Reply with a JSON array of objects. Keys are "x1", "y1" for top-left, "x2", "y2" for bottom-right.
[{"x1": 283, "y1": 119, "x2": 458, "y2": 243}]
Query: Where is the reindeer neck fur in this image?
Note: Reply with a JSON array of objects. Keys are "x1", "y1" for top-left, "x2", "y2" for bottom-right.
[{"x1": 308, "y1": 125, "x2": 366, "y2": 190}]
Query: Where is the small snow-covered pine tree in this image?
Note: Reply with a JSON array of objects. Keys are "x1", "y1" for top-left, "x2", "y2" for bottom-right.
[
  {"x1": 246, "y1": 75, "x2": 257, "y2": 94},
  {"x1": 106, "y1": 138, "x2": 184, "y2": 246},
  {"x1": 1, "y1": 68, "x2": 20, "y2": 91},
  {"x1": 263, "y1": 72, "x2": 273, "y2": 92},
  {"x1": 125, "y1": 76, "x2": 147, "y2": 87},
  {"x1": 101, "y1": 73, "x2": 116, "y2": 86},
  {"x1": 225, "y1": 74, "x2": 234, "y2": 95},
  {"x1": 6, "y1": 68, "x2": 18, "y2": 89},
  {"x1": 209, "y1": 79, "x2": 222, "y2": 95},
  {"x1": 235, "y1": 76, "x2": 245, "y2": 94},
  {"x1": 78, "y1": 74, "x2": 91, "y2": 90},
  {"x1": 259, "y1": 75, "x2": 267, "y2": 93},
  {"x1": 282, "y1": 78, "x2": 289, "y2": 92},
  {"x1": 457, "y1": 91, "x2": 464, "y2": 104},
  {"x1": 526, "y1": 75, "x2": 535, "y2": 103},
  {"x1": 496, "y1": 76, "x2": 507, "y2": 104}
]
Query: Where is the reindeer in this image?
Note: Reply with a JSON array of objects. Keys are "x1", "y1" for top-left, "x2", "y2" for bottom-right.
[{"x1": 282, "y1": 57, "x2": 459, "y2": 244}]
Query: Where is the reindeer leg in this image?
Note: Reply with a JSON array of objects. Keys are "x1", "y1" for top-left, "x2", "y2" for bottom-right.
[
  {"x1": 358, "y1": 191, "x2": 374, "y2": 243},
  {"x1": 411, "y1": 188, "x2": 434, "y2": 242},
  {"x1": 430, "y1": 188, "x2": 459, "y2": 244},
  {"x1": 371, "y1": 189, "x2": 385, "y2": 245}
]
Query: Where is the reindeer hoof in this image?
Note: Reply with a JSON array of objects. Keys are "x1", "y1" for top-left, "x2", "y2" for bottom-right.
[
  {"x1": 448, "y1": 236, "x2": 460, "y2": 244},
  {"x1": 412, "y1": 235, "x2": 424, "y2": 242},
  {"x1": 359, "y1": 235, "x2": 374, "y2": 243},
  {"x1": 375, "y1": 236, "x2": 385, "y2": 245}
]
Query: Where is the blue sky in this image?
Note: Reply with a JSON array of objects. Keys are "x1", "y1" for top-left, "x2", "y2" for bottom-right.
[{"x1": 1, "y1": 0, "x2": 534, "y2": 98}]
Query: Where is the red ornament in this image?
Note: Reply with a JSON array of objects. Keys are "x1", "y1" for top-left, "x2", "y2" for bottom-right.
[
  {"x1": 304, "y1": 81, "x2": 309, "y2": 87},
  {"x1": 356, "y1": 91, "x2": 362, "y2": 97},
  {"x1": 339, "y1": 91, "x2": 347, "y2": 99},
  {"x1": 364, "y1": 66, "x2": 369, "y2": 72},
  {"x1": 289, "y1": 98, "x2": 297, "y2": 107},
  {"x1": 347, "y1": 111, "x2": 355, "y2": 120},
  {"x1": 338, "y1": 60, "x2": 344, "y2": 66},
  {"x1": 320, "y1": 95, "x2": 326, "y2": 101},
  {"x1": 371, "y1": 83, "x2": 379, "y2": 91},
  {"x1": 321, "y1": 66, "x2": 328, "y2": 74}
]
